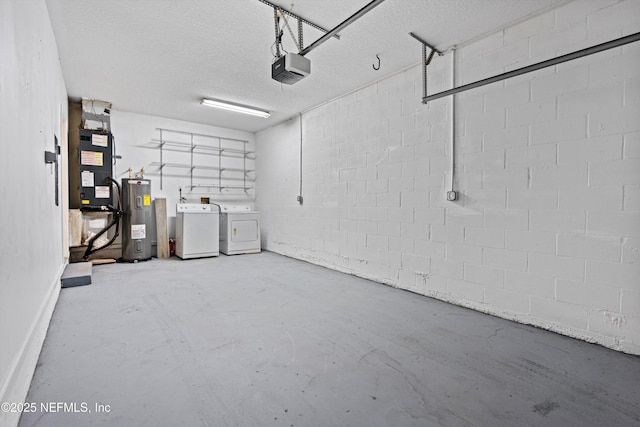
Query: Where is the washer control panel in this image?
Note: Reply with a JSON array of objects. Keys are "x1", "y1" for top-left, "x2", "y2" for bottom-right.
[{"x1": 176, "y1": 204, "x2": 217, "y2": 213}]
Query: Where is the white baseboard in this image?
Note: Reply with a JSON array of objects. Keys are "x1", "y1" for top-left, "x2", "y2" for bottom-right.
[{"x1": 0, "y1": 263, "x2": 64, "y2": 427}]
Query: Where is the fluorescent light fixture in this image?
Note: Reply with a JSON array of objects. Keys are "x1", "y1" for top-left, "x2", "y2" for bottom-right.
[{"x1": 200, "y1": 98, "x2": 270, "y2": 118}]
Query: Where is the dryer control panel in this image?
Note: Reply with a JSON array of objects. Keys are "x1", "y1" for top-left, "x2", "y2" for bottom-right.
[{"x1": 219, "y1": 205, "x2": 252, "y2": 213}]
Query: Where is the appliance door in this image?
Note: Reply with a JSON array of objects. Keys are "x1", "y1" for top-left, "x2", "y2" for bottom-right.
[
  {"x1": 183, "y1": 213, "x2": 218, "y2": 256},
  {"x1": 231, "y1": 219, "x2": 259, "y2": 242}
]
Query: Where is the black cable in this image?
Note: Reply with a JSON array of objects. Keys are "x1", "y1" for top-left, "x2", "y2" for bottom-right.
[{"x1": 83, "y1": 177, "x2": 124, "y2": 259}]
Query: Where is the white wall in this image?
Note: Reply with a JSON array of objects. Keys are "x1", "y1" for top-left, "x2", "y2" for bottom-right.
[
  {"x1": 0, "y1": 1, "x2": 68, "y2": 425},
  {"x1": 256, "y1": 0, "x2": 640, "y2": 355},
  {"x1": 110, "y1": 110, "x2": 256, "y2": 237}
]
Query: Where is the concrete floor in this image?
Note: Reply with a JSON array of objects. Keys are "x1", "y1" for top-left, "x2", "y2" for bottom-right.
[{"x1": 20, "y1": 251, "x2": 640, "y2": 427}]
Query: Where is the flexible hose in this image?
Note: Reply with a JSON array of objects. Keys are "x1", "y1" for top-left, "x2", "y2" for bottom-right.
[{"x1": 83, "y1": 177, "x2": 124, "y2": 259}]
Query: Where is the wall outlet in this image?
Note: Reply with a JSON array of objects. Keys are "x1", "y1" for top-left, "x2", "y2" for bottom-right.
[{"x1": 446, "y1": 191, "x2": 457, "y2": 201}]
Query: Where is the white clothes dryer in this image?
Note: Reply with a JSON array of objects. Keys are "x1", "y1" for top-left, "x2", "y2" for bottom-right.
[{"x1": 217, "y1": 205, "x2": 261, "y2": 255}]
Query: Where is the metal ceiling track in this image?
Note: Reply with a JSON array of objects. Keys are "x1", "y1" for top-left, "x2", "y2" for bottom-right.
[
  {"x1": 423, "y1": 31, "x2": 640, "y2": 103},
  {"x1": 257, "y1": 0, "x2": 340, "y2": 41},
  {"x1": 300, "y1": 0, "x2": 386, "y2": 56}
]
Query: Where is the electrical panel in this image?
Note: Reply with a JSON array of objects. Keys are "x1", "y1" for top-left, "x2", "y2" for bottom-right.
[{"x1": 79, "y1": 129, "x2": 113, "y2": 209}]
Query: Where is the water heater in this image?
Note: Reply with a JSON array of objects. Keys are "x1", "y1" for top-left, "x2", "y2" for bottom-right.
[{"x1": 121, "y1": 178, "x2": 152, "y2": 262}]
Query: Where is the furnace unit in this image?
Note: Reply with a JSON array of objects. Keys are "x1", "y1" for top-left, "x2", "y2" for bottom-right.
[{"x1": 79, "y1": 129, "x2": 113, "y2": 208}]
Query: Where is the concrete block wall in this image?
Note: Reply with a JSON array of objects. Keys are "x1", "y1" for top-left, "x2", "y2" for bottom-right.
[{"x1": 256, "y1": 0, "x2": 640, "y2": 355}]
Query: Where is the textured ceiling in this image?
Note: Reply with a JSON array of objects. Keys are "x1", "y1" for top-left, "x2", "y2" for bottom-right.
[{"x1": 46, "y1": 0, "x2": 566, "y2": 133}]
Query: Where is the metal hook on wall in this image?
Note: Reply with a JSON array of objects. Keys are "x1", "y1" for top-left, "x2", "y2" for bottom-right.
[{"x1": 372, "y1": 54, "x2": 380, "y2": 70}]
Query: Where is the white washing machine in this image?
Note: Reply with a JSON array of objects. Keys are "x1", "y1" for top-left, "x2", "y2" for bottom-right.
[
  {"x1": 217, "y1": 205, "x2": 261, "y2": 255},
  {"x1": 175, "y1": 204, "x2": 219, "y2": 259}
]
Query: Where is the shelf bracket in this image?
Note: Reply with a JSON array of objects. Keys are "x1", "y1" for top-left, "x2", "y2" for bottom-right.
[{"x1": 410, "y1": 32, "x2": 443, "y2": 101}]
